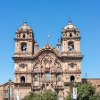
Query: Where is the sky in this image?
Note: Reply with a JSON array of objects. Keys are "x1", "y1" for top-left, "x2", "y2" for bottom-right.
[{"x1": 0, "y1": 0, "x2": 100, "y2": 84}]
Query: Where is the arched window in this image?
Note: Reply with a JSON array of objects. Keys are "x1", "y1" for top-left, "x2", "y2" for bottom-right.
[
  {"x1": 23, "y1": 34, "x2": 25, "y2": 38},
  {"x1": 69, "y1": 33, "x2": 72, "y2": 37},
  {"x1": 70, "y1": 75, "x2": 75, "y2": 82},
  {"x1": 68, "y1": 41, "x2": 74, "y2": 51},
  {"x1": 21, "y1": 43, "x2": 27, "y2": 52},
  {"x1": 21, "y1": 76, "x2": 25, "y2": 83},
  {"x1": 45, "y1": 72, "x2": 51, "y2": 81}
]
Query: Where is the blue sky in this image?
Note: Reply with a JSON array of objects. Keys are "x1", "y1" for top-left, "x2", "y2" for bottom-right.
[{"x1": 0, "y1": 0, "x2": 100, "y2": 84}]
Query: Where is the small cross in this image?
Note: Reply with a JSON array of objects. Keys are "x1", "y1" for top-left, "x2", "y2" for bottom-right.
[{"x1": 47, "y1": 35, "x2": 50, "y2": 45}]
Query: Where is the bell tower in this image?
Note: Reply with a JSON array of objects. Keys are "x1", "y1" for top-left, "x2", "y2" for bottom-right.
[
  {"x1": 13, "y1": 22, "x2": 34, "y2": 99},
  {"x1": 14, "y1": 21, "x2": 34, "y2": 56},
  {"x1": 61, "y1": 21, "x2": 80, "y2": 53},
  {"x1": 61, "y1": 21, "x2": 83, "y2": 83}
]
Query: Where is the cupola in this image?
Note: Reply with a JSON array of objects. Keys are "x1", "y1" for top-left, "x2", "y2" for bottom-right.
[{"x1": 18, "y1": 21, "x2": 32, "y2": 32}]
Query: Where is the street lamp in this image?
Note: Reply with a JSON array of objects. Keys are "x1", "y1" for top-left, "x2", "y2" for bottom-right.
[
  {"x1": 8, "y1": 79, "x2": 12, "y2": 100},
  {"x1": 71, "y1": 81, "x2": 77, "y2": 100},
  {"x1": 16, "y1": 85, "x2": 20, "y2": 100}
]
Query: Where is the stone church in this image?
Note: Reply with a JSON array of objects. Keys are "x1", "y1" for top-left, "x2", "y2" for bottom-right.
[{"x1": 0, "y1": 21, "x2": 100, "y2": 100}]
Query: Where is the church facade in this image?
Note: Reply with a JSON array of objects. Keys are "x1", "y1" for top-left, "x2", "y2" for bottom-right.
[
  {"x1": 13, "y1": 21, "x2": 83, "y2": 99},
  {"x1": 0, "y1": 21, "x2": 100, "y2": 100}
]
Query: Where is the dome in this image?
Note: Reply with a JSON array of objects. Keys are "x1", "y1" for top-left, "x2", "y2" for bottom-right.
[
  {"x1": 18, "y1": 21, "x2": 32, "y2": 31},
  {"x1": 63, "y1": 21, "x2": 78, "y2": 31}
]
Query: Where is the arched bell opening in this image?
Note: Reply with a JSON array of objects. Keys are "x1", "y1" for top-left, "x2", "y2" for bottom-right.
[
  {"x1": 70, "y1": 75, "x2": 75, "y2": 82},
  {"x1": 68, "y1": 41, "x2": 74, "y2": 51},
  {"x1": 20, "y1": 76, "x2": 25, "y2": 83},
  {"x1": 21, "y1": 42, "x2": 27, "y2": 52}
]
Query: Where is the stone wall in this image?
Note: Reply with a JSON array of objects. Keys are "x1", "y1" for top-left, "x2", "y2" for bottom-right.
[{"x1": 82, "y1": 78, "x2": 100, "y2": 93}]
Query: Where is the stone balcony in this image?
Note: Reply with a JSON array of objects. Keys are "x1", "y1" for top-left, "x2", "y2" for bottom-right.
[
  {"x1": 14, "y1": 83, "x2": 31, "y2": 87},
  {"x1": 55, "y1": 85, "x2": 64, "y2": 90},
  {"x1": 32, "y1": 85, "x2": 42, "y2": 90}
]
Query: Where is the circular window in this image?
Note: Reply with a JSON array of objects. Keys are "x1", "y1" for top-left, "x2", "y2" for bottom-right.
[{"x1": 70, "y1": 63, "x2": 74, "y2": 68}]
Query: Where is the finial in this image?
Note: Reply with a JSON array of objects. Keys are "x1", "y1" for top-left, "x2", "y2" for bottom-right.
[
  {"x1": 56, "y1": 39, "x2": 61, "y2": 47},
  {"x1": 24, "y1": 18, "x2": 27, "y2": 26},
  {"x1": 24, "y1": 21, "x2": 27, "y2": 26},
  {"x1": 68, "y1": 16, "x2": 72, "y2": 24},
  {"x1": 57, "y1": 39, "x2": 61, "y2": 44},
  {"x1": 47, "y1": 35, "x2": 50, "y2": 45}
]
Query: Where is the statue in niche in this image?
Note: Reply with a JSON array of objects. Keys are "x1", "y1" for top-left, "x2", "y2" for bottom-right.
[{"x1": 44, "y1": 58, "x2": 50, "y2": 69}]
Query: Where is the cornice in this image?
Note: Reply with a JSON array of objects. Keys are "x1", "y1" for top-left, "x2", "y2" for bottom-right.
[
  {"x1": 14, "y1": 38, "x2": 34, "y2": 41},
  {"x1": 12, "y1": 54, "x2": 83, "y2": 61},
  {"x1": 61, "y1": 36, "x2": 81, "y2": 40}
]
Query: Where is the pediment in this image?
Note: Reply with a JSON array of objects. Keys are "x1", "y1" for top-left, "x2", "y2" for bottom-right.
[{"x1": 33, "y1": 45, "x2": 60, "y2": 58}]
